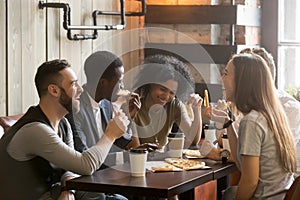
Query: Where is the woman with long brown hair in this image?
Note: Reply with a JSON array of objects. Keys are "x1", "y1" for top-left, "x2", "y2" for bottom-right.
[{"x1": 209, "y1": 53, "x2": 296, "y2": 199}]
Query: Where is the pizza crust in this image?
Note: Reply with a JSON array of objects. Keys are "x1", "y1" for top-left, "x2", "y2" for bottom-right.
[
  {"x1": 151, "y1": 164, "x2": 177, "y2": 172},
  {"x1": 204, "y1": 89, "x2": 210, "y2": 108},
  {"x1": 165, "y1": 158, "x2": 206, "y2": 170}
]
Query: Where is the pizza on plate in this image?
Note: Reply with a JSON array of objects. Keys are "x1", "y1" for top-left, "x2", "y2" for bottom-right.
[
  {"x1": 183, "y1": 149, "x2": 204, "y2": 158},
  {"x1": 165, "y1": 158, "x2": 206, "y2": 170},
  {"x1": 151, "y1": 164, "x2": 178, "y2": 172}
]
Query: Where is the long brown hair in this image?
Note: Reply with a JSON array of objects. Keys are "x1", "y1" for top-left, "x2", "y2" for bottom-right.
[{"x1": 232, "y1": 53, "x2": 296, "y2": 173}]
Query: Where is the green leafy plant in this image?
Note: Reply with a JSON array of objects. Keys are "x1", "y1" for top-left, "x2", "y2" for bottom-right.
[{"x1": 286, "y1": 85, "x2": 300, "y2": 101}]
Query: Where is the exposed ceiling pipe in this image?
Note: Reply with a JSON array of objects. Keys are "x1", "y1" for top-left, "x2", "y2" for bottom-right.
[{"x1": 38, "y1": 0, "x2": 145, "y2": 40}]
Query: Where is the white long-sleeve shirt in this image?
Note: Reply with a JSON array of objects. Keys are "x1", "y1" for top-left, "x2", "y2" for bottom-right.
[{"x1": 278, "y1": 89, "x2": 300, "y2": 177}]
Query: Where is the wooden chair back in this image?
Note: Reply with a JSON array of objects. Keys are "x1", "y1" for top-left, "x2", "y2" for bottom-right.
[
  {"x1": 284, "y1": 176, "x2": 300, "y2": 200},
  {"x1": 0, "y1": 114, "x2": 23, "y2": 133}
]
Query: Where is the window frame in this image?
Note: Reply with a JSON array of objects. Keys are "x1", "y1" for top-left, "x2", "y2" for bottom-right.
[
  {"x1": 261, "y1": 0, "x2": 279, "y2": 86},
  {"x1": 261, "y1": 0, "x2": 300, "y2": 89}
]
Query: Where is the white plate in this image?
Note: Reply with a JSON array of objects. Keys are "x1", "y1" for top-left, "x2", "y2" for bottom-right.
[{"x1": 146, "y1": 161, "x2": 183, "y2": 172}]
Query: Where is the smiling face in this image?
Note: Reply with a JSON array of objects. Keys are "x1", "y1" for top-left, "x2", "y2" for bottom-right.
[
  {"x1": 147, "y1": 79, "x2": 178, "y2": 107},
  {"x1": 107, "y1": 66, "x2": 124, "y2": 102},
  {"x1": 58, "y1": 68, "x2": 83, "y2": 113},
  {"x1": 222, "y1": 60, "x2": 235, "y2": 102},
  {"x1": 94, "y1": 66, "x2": 124, "y2": 102}
]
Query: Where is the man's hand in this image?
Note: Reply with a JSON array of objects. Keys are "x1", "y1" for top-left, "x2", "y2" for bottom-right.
[{"x1": 105, "y1": 110, "x2": 130, "y2": 141}]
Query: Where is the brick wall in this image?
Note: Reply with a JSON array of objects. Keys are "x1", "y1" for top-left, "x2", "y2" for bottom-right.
[
  {"x1": 146, "y1": 0, "x2": 261, "y2": 45},
  {"x1": 144, "y1": 0, "x2": 261, "y2": 85}
]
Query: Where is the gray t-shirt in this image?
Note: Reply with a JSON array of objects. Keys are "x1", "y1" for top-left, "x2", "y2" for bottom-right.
[
  {"x1": 7, "y1": 121, "x2": 113, "y2": 175},
  {"x1": 238, "y1": 110, "x2": 294, "y2": 199}
]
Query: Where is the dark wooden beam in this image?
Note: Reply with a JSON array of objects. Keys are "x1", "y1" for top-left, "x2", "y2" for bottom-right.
[
  {"x1": 145, "y1": 5, "x2": 261, "y2": 27},
  {"x1": 144, "y1": 43, "x2": 238, "y2": 64},
  {"x1": 261, "y1": 0, "x2": 278, "y2": 86}
]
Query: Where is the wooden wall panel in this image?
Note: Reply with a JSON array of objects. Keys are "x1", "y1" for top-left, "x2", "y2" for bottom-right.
[
  {"x1": 7, "y1": 0, "x2": 22, "y2": 115},
  {"x1": 60, "y1": 0, "x2": 82, "y2": 80},
  {"x1": 93, "y1": 0, "x2": 110, "y2": 51},
  {"x1": 2, "y1": 0, "x2": 143, "y2": 115},
  {"x1": 46, "y1": 0, "x2": 61, "y2": 61},
  {"x1": 0, "y1": 0, "x2": 6, "y2": 115},
  {"x1": 80, "y1": 0, "x2": 93, "y2": 84},
  {"x1": 111, "y1": 0, "x2": 125, "y2": 54},
  {"x1": 21, "y1": 0, "x2": 46, "y2": 111},
  {"x1": 121, "y1": 0, "x2": 143, "y2": 71}
]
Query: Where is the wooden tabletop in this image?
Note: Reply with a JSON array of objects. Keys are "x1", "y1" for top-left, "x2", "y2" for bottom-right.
[{"x1": 66, "y1": 159, "x2": 237, "y2": 198}]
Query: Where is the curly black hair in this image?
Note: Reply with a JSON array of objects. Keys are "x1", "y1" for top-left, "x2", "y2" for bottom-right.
[{"x1": 133, "y1": 54, "x2": 195, "y2": 102}]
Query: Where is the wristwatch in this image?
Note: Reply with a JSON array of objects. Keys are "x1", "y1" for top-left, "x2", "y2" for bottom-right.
[
  {"x1": 222, "y1": 110, "x2": 235, "y2": 129},
  {"x1": 222, "y1": 118, "x2": 234, "y2": 129},
  {"x1": 220, "y1": 149, "x2": 230, "y2": 164}
]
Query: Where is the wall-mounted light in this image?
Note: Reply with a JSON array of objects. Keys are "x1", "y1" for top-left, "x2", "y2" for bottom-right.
[{"x1": 38, "y1": 0, "x2": 146, "y2": 40}]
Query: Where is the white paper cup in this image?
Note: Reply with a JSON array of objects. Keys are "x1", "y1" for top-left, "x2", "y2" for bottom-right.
[
  {"x1": 129, "y1": 149, "x2": 148, "y2": 177},
  {"x1": 204, "y1": 129, "x2": 217, "y2": 147},
  {"x1": 167, "y1": 133, "x2": 185, "y2": 158}
]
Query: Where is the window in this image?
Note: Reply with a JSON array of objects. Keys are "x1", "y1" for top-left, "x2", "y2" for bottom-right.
[{"x1": 277, "y1": 0, "x2": 300, "y2": 89}]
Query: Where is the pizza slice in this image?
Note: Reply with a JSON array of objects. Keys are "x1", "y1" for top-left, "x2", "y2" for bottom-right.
[
  {"x1": 183, "y1": 149, "x2": 204, "y2": 158},
  {"x1": 165, "y1": 158, "x2": 206, "y2": 170},
  {"x1": 151, "y1": 164, "x2": 177, "y2": 172},
  {"x1": 146, "y1": 161, "x2": 183, "y2": 172}
]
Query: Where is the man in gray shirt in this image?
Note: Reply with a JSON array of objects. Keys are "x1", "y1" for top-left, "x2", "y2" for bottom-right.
[{"x1": 0, "y1": 59, "x2": 129, "y2": 199}]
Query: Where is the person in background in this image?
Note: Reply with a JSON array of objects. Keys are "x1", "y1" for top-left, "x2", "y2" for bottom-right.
[
  {"x1": 206, "y1": 53, "x2": 296, "y2": 199},
  {"x1": 131, "y1": 54, "x2": 202, "y2": 151},
  {"x1": 0, "y1": 59, "x2": 129, "y2": 200},
  {"x1": 240, "y1": 47, "x2": 300, "y2": 177}
]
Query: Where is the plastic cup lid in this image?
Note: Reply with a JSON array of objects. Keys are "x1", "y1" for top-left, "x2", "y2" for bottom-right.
[
  {"x1": 129, "y1": 148, "x2": 148, "y2": 153},
  {"x1": 168, "y1": 132, "x2": 184, "y2": 138}
]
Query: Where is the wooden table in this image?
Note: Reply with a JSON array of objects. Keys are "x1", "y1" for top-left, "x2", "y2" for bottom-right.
[{"x1": 66, "y1": 159, "x2": 237, "y2": 199}]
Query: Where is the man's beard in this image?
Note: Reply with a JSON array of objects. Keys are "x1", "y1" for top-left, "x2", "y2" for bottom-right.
[{"x1": 59, "y1": 87, "x2": 79, "y2": 113}]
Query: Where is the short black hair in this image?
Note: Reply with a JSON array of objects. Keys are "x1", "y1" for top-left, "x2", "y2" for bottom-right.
[
  {"x1": 84, "y1": 51, "x2": 123, "y2": 84},
  {"x1": 35, "y1": 59, "x2": 70, "y2": 97}
]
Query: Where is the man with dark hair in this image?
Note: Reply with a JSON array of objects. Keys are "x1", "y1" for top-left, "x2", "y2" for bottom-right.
[
  {"x1": 0, "y1": 59, "x2": 129, "y2": 199},
  {"x1": 66, "y1": 51, "x2": 141, "y2": 199},
  {"x1": 67, "y1": 51, "x2": 140, "y2": 154}
]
